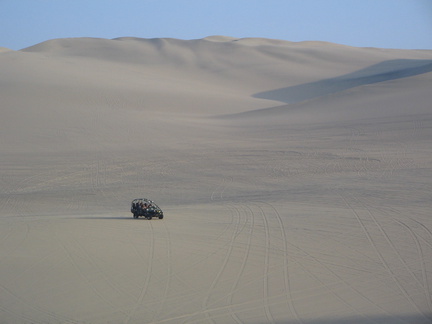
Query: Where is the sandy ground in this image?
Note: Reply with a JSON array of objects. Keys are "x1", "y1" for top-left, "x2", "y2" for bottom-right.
[{"x1": 1, "y1": 36, "x2": 432, "y2": 323}]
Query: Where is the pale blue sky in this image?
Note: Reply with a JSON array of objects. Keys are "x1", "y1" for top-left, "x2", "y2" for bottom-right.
[{"x1": 1, "y1": 0, "x2": 431, "y2": 50}]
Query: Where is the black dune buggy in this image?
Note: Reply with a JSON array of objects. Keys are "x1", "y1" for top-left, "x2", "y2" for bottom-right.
[{"x1": 131, "y1": 198, "x2": 164, "y2": 219}]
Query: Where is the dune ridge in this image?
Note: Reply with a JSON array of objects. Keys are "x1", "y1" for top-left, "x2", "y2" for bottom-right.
[
  {"x1": 2, "y1": 36, "x2": 431, "y2": 153},
  {"x1": 0, "y1": 47, "x2": 13, "y2": 52}
]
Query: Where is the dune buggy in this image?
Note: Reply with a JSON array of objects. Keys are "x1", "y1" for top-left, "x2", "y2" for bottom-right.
[{"x1": 131, "y1": 198, "x2": 164, "y2": 219}]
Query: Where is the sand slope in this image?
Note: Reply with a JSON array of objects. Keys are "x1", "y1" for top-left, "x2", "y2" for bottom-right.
[{"x1": 1, "y1": 37, "x2": 432, "y2": 323}]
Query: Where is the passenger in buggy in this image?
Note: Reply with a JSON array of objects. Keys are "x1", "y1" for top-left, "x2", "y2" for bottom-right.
[{"x1": 131, "y1": 198, "x2": 164, "y2": 219}]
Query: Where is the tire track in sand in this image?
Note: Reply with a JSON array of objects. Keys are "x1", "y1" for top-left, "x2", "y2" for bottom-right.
[
  {"x1": 262, "y1": 198, "x2": 396, "y2": 321},
  {"x1": 393, "y1": 219, "x2": 432, "y2": 313},
  {"x1": 257, "y1": 201, "x2": 303, "y2": 323},
  {"x1": 338, "y1": 191, "x2": 431, "y2": 322},
  {"x1": 253, "y1": 202, "x2": 275, "y2": 324},
  {"x1": 195, "y1": 201, "x2": 243, "y2": 324},
  {"x1": 153, "y1": 204, "x2": 240, "y2": 323},
  {"x1": 210, "y1": 176, "x2": 233, "y2": 201},
  {"x1": 0, "y1": 282, "x2": 81, "y2": 324},
  {"x1": 150, "y1": 217, "x2": 174, "y2": 323},
  {"x1": 124, "y1": 220, "x2": 155, "y2": 324},
  {"x1": 56, "y1": 235, "x2": 125, "y2": 319},
  {"x1": 347, "y1": 194, "x2": 432, "y2": 318},
  {"x1": 225, "y1": 203, "x2": 255, "y2": 324}
]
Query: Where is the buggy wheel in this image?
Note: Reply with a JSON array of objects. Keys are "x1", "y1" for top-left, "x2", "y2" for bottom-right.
[
  {"x1": 146, "y1": 216, "x2": 152, "y2": 220},
  {"x1": 159, "y1": 214, "x2": 164, "y2": 219}
]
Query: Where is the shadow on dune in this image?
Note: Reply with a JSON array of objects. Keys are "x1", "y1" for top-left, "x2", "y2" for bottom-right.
[
  {"x1": 78, "y1": 216, "x2": 164, "y2": 220},
  {"x1": 253, "y1": 59, "x2": 432, "y2": 104},
  {"x1": 78, "y1": 216, "x2": 135, "y2": 220}
]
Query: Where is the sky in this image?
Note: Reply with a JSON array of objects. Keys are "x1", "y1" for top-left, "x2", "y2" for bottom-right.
[{"x1": 1, "y1": 0, "x2": 431, "y2": 51}]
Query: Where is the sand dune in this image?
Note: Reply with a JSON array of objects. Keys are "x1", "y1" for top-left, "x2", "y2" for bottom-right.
[{"x1": 1, "y1": 37, "x2": 432, "y2": 323}]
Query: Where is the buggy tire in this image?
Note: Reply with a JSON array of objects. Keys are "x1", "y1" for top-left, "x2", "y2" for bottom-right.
[{"x1": 146, "y1": 216, "x2": 152, "y2": 220}]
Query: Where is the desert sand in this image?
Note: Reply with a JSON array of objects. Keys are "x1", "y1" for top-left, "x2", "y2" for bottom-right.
[{"x1": 1, "y1": 36, "x2": 432, "y2": 323}]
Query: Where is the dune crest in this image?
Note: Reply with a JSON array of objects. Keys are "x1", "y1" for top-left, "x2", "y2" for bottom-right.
[
  {"x1": 202, "y1": 35, "x2": 239, "y2": 42},
  {"x1": 0, "y1": 47, "x2": 13, "y2": 52}
]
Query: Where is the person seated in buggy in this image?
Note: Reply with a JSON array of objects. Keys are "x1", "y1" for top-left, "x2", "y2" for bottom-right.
[{"x1": 131, "y1": 198, "x2": 164, "y2": 219}]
